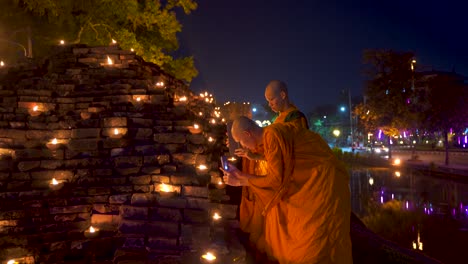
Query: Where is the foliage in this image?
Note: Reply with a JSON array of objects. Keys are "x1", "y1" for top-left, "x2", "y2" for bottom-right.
[
  {"x1": 361, "y1": 49, "x2": 419, "y2": 139},
  {"x1": 422, "y1": 73, "x2": 468, "y2": 134},
  {"x1": 0, "y1": 0, "x2": 198, "y2": 82}
]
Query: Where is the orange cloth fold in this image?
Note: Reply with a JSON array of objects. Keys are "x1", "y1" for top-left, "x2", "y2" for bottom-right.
[{"x1": 248, "y1": 124, "x2": 352, "y2": 264}]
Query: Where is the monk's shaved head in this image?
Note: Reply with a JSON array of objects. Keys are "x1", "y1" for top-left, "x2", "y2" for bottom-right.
[
  {"x1": 265, "y1": 80, "x2": 290, "y2": 113},
  {"x1": 265, "y1": 80, "x2": 288, "y2": 96},
  {"x1": 231, "y1": 116, "x2": 263, "y2": 150}
]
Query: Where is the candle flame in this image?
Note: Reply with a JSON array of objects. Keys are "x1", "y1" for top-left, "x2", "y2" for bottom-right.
[
  {"x1": 217, "y1": 180, "x2": 223, "y2": 185},
  {"x1": 59, "y1": 40, "x2": 65, "y2": 45},
  {"x1": 156, "y1": 81, "x2": 164, "y2": 87},
  {"x1": 136, "y1": 97, "x2": 141, "y2": 102},
  {"x1": 7, "y1": 260, "x2": 18, "y2": 264},
  {"x1": 201, "y1": 252, "x2": 216, "y2": 261},
  {"x1": 89, "y1": 226, "x2": 96, "y2": 233},
  {"x1": 111, "y1": 39, "x2": 117, "y2": 44},
  {"x1": 51, "y1": 178, "x2": 59, "y2": 185},
  {"x1": 107, "y1": 56, "x2": 113, "y2": 65},
  {"x1": 33, "y1": 105, "x2": 38, "y2": 111},
  {"x1": 228, "y1": 157, "x2": 237, "y2": 161},
  {"x1": 198, "y1": 164, "x2": 207, "y2": 170},
  {"x1": 130, "y1": 48, "x2": 134, "y2": 52},
  {"x1": 199, "y1": 112, "x2": 203, "y2": 116},
  {"x1": 208, "y1": 137, "x2": 214, "y2": 142},
  {"x1": 114, "y1": 128, "x2": 119, "y2": 135},
  {"x1": 179, "y1": 96, "x2": 187, "y2": 102},
  {"x1": 51, "y1": 138, "x2": 58, "y2": 145},
  {"x1": 160, "y1": 183, "x2": 171, "y2": 192},
  {"x1": 210, "y1": 119, "x2": 216, "y2": 124},
  {"x1": 204, "y1": 92, "x2": 208, "y2": 96},
  {"x1": 0, "y1": 61, "x2": 4, "y2": 67},
  {"x1": 205, "y1": 98, "x2": 209, "y2": 103},
  {"x1": 194, "y1": 124, "x2": 199, "y2": 129},
  {"x1": 213, "y1": 213, "x2": 222, "y2": 220}
]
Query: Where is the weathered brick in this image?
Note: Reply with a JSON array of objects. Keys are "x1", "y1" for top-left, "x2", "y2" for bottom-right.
[
  {"x1": 30, "y1": 170, "x2": 73, "y2": 181},
  {"x1": 68, "y1": 138, "x2": 100, "y2": 151},
  {"x1": 109, "y1": 194, "x2": 130, "y2": 204},
  {"x1": 183, "y1": 186, "x2": 209, "y2": 198},
  {"x1": 146, "y1": 221, "x2": 179, "y2": 237},
  {"x1": 71, "y1": 128, "x2": 101, "y2": 138},
  {"x1": 172, "y1": 153, "x2": 196, "y2": 165},
  {"x1": 149, "y1": 207, "x2": 182, "y2": 222},
  {"x1": 131, "y1": 193, "x2": 157, "y2": 206},
  {"x1": 102, "y1": 117, "x2": 127, "y2": 127},
  {"x1": 142, "y1": 166, "x2": 161, "y2": 175},
  {"x1": 183, "y1": 209, "x2": 208, "y2": 223},
  {"x1": 49, "y1": 205, "x2": 92, "y2": 214},
  {"x1": 17, "y1": 161, "x2": 40, "y2": 172},
  {"x1": 154, "y1": 133, "x2": 186, "y2": 144},
  {"x1": 120, "y1": 205, "x2": 148, "y2": 220},
  {"x1": 129, "y1": 175, "x2": 151, "y2": 185}
]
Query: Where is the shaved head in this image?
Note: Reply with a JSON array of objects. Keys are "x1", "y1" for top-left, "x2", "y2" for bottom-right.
[
  {"x1": 231, "y1": 116, "x2": 263, "y2": 151},
  {"x1": 265, "y1": 80, "x2": 290, "y2": 113},
  {"x1": 265, "y1": 80, "x2": 288, "y2": 96}
]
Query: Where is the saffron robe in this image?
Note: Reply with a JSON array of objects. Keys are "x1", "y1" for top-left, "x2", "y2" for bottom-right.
[
  {"x1": 239, "y1": 105, "x2": 308, "y2": 250},
  {"x1": 248, "y1": 123, "x2": 352, "y2": 264}
]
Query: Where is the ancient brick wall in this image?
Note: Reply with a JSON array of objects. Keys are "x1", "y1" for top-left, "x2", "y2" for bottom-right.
[{"x1": 0, "y1": 45, "x2": 243, "y2": 263}]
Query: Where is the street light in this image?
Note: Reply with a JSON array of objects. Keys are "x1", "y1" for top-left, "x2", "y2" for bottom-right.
[{"x1": 333, "y1": 129, "x2": 340, "y2": 148}]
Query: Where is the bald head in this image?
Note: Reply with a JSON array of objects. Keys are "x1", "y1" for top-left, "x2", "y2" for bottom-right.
[
  {"x1": 265, "y1": 80, "x2": 290, "y2": 112},
  {"x1": 231, "y1": 116, "x2": 263, "y2": 151}
]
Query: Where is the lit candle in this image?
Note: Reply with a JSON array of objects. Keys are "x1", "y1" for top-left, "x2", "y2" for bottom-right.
[
  {"x1": 130, "y1": 48, "x2": 134, "y2": 52},
  {"x1": 198, "y1": 164, "x2": 207, "y2": 170},
  {"x1": 199, "y1": 112, "x2": 203, "y2": 116},
  {"x1": 0, "y1": 61, "x2": 4, "y2": 67},
  {"x1": 107, "y1": 56, "x2": 113, "y2": 65},
  {"x1": 210, "y1": 119, "x2": 216, "y2": 124},
  {"x1": 33, "y1": 105, "x2": 38, "y2": 111},
  {"x1": 228, "y1": 157, "x2": 237, "y2": 162},
  {"x1": 51, "y1": 138, "x2": 58, "y2": 145},
  {"x1": 179, "y1": 96, "x2": 187, "y2": 102},
  {"x1": 213, "y1": 213, "x2": 222, "y2": 220},
  {"x1": 194, "y1": 124, "x2": 199, "y2": 129},
  {"x1": 84, "y1": 225, "x2": 99, "y2": 238},
  {"x1": 160, "y1": 183, "x2": 171, "y2": 192},
  {"x1": 208, "y1": 137, "x2": 214, "y2": 142},
  {"x1": 395, "y1": 171, "x2": 401, "y2": 177},
  {"x1": 205, "y1": 98, "x2": 209, "y2": 103},
  {"x1": 114, "y1": 128, "x2": 119, "y2": 135},
  {"x1": 7, "y1": 260, "x2": 18, "y2": 264},
  {"x1": 136, "y1": 97, "x2": 141, "y2": 102},
  {"x1": 111, "y1": 39, "x2": 117, "y2": 44},
  {"x1": 201, "y1": 252, "x2": 216, "y2": 262},
  {"x1": 59, "y1": 40, "x2": 65, "y2": 45},
  {"x1": 49, "y1": 178, "x2": 64, "y2": 190}
]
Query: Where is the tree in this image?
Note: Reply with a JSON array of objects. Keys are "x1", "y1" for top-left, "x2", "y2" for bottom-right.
[
  {"x1": 422, "y1": 73, "x2": 468, "y2": 165},
  {"x1": 0, "y1": 0, "x2": 198, "y2": 82},
  {"x1": 360, "y1": 49, "x2": 419, "y2": 159}
]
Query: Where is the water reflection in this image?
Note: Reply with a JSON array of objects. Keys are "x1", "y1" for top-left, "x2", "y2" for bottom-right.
[
  {"x1": 350, "y1": 168, "x2": 468, "y2": 218},
  {"x1": 350, "y1": 167, "x2": 468, "y2": 263}
]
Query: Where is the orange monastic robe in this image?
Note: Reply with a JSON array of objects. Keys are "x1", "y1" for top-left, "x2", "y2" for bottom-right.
[
  {"x1": 248, "y1": 123, "x2": 352, "y2": 264},
  {"x1": 239, "y1": 105, "x2": 308, "y2": 251}
]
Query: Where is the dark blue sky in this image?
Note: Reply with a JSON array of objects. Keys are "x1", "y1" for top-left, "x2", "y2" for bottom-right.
[{"x1": 178, "y1": 0, "x2": 468, "y2": 113}]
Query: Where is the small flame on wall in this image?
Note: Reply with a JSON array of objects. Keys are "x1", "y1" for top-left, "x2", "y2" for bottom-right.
[{"x1": 107, "y1": 56, "x2": 113, "y2": 65}]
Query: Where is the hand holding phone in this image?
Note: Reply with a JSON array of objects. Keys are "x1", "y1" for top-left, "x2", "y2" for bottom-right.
[{"x1": 220, "y1": 156, "x2": 229, "y2": 171}]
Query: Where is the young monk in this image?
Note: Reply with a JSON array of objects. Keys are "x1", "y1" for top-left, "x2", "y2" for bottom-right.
[
  {"x1": 224, "y1": 116, "x2": 352, "y2": 264},
  {"x1": 235, "y1": 80, "x2": 309, "y2": 256}
]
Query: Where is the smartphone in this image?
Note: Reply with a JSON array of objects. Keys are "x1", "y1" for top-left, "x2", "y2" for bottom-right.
[{"x1": 220, "y1": 156, "x2": 229, "y2": 171}]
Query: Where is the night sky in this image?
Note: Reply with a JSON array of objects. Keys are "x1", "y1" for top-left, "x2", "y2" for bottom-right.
[{"x1": 178, "y1": 0, "x2": 468, "y2": 113}]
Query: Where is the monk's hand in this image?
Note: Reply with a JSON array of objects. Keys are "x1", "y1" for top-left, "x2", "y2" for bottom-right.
[
  {"x1": 221, "y1": 163, "x2": 243, "y2": 186},
  {"x1": 234, "y1": 148, "x2": 252, "y2": 159}
]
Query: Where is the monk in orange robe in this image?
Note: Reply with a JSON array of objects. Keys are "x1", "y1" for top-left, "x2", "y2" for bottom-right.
[
  {"x1": 236, "y1": 80, "x2": 309, "y2": 254},
  {"x1": 225, "y1": 116, "x2": 352, "y2": 264}
]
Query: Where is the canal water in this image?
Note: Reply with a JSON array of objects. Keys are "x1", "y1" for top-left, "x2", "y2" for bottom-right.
[{"x1": 350, "y1": 167, "x2": 468, "y2": 263}]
